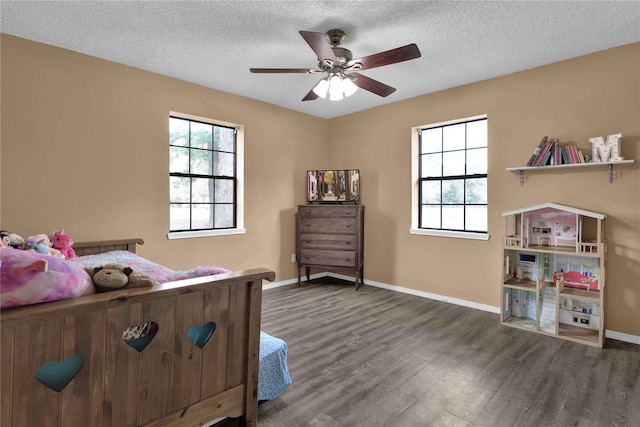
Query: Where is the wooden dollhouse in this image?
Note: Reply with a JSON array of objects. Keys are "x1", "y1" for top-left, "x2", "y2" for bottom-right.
[{"x1": 501, "y1": 202, "x2": 606, "y2": 347}]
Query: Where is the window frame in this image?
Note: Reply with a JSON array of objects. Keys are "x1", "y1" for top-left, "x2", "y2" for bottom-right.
[
  {"x1": 167, "y1": 112, "x2": 245, "y2": 240},
  {"x1": 411, "y1": 115, "x2": 489, "y2": 241}
]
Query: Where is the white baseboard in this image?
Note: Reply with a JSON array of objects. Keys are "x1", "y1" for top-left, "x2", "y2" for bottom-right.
[
  {"x1": 265, "y1": 272, "x2": 640, "y2": 346},
  {"x1": 263, "y1": 272, "x2": 326, "y2": 291},
  {"x1": 605, "y1": 330, "x2": 640, "y2": 345}
]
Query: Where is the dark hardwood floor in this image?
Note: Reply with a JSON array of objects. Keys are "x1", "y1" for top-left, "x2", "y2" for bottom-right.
[{"x1": 257, "y1": 278, "x2": 640, "y2": 427}]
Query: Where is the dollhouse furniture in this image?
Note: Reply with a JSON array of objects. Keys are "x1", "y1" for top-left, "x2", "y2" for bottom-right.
[
  {"x1": 501, "y1": 203, "x2": 606, "y2": 347},
  {"x1": 297, "y1": 204, "x2": 365, "y2": 290}
]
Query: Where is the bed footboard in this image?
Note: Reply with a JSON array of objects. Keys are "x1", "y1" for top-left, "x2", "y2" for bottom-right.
[{"x1": 1, "y1": 241, "x2": 274, "y2": 427}]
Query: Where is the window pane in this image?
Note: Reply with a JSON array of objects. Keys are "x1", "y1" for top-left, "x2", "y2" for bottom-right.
[
  {"x1": 169, "y1": 117, "x2": 189, "y2": 147},
  {"x1": 421, "y1": 181, "x2": 441, "y2": 204},
  {"x1": 466, "y1": 178, "x2": 487, "y2": 204},
  {"x1": 443, "y1": 123, "x2": 465, "y2": 151},
  {"x1": 170, "y1": 204, "x2": 190, "y2": 231},
  {"x1": 421, "y1": 128, "x2": 442, "y2": 153},
  {"x1": 214, "y1": 152, "x2": 235, "y2": 176},
  {"x1": 169, "y1": 116, "x2": 238, "y2": 233},
  {"x1": 190, "y1": 148, "x2": 212, "y2": 175},
  {"x1": 467, "y1": 120, "x2": 487, "y2": 148},
  {"x1": 170, "y1": 146, "x2": 189, "y2": 174},
  {"x1": 170, "y1": 177, "x2": 190, "y2": 203},
  {"x1": 421, "y1": 205, "x2": 441, "y2": 228},
  {"x1": 190, "y1": 122, "x2": 213, "y2": 149},
  {"x1": 466, "y1": 205, "x2": 487, "y2": 232},
  {"x1": 216, "y1": 127, "x2": 235, "y2": 152},
  {"x1": 467, "y1": 147, "x2": 487, "y2": 174},
  {"x1": 192, "y1": 178, "x2": 213, "y2": 203},
  {"x1": 416, "y1": 117, "x2": 487, "y2": 235},
  {"x1": 442, "y1": 205, "x2": 464, "y2": 230},
  {"x1": 192, "y1": 204, "x2": 213, "y2": 229},
  {"x1": 421, "y1": 153, "x2": 442, "y2": 178},
  {"x1": 215, "y1": 204, "x2": 234, "y2": 228},
  {"x1": 442, "y1": 151, "x2": 465, "y2": 176},
  {"x1": 442, "y1": 179, "x2": 464, "y2": 204},
  {"x1": 215, "y1": 179, "x2": 234, "y2": 203}
]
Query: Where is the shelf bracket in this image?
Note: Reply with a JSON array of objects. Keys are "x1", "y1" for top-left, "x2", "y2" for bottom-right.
[
  {"x1": 608, "y1": 164, "x2": 613, "y2": 183},
  {"x1": 517, "y1": 170, "x2": 524, "y2": 186}
]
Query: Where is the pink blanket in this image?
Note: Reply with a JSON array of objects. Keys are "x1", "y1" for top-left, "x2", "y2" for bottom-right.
[
  {"x1": 1, "y1": 247, "x2": 94, "y2": 309},
  {"x1": 70, "y1": 250, "x2": 229, "y2": 283}
]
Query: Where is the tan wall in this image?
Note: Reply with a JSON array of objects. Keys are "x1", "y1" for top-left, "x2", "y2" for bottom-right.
[
  {"x1": 329, "y1": 42, "x2": 640, "y2": 336},
  {"x1": 2, "y1": 34, "x2": 639, "y2": 336},
  {"x1": 0, "y1": 34, "x2": 329, "y2": 277}
]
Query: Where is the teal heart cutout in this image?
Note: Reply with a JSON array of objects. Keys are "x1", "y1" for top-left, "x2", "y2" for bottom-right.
[
  {"x1": 122, "y1": 321, "x2": 158, "y2": 352},
  {"x1": 36, "y1": 356, "x2": 84, "y2": 392},
  {"x1": 187, "y1": 322, "x2": 216, "y2": 348}
]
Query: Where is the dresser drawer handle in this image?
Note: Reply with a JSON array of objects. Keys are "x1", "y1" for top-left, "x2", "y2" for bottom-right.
[
  {"x1": 305, "y1": 254, "x2": 310, "y2": 259},
  {"x1": 345, "y1": 223, "x2": 351, "y2": 228},
  {"x1": 305, "y1": 222, "x2": 311, "y2": 227},
  {"x1": 346, "y1": 240, "x2": 351, "y2": 245},
  {"x1": 305, "y1": 239, "x2": 311, "y2": 243},
  {"x1": 305, "y1": 209, "x2": 311, "y2": 214},
  {"x1": 346, "y1": 210, "x2": 351, "y2": 214},
  {"x1": 344, "y1": 257, "x2": 351, "y2": 261}
]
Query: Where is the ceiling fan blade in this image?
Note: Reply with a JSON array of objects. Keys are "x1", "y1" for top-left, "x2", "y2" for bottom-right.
[
  {"x1": 348, "y1": 43, "x2": 421, "y2": 70},
  {"x1": 299, "y1": 31, "x2": 337, "y2": 63},
  {"x1": 302, "y1": 88, "x2": 319, "y2": 101},
  {"x1": 250, "y1": 68, "x2": 321, "y2": 73},
  {"x1": 350, "y1": 72, "x2": 396, "y2": 97}
]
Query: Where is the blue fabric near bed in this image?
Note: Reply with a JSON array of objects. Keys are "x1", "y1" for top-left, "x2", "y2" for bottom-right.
[{"x1": 259, "y1": 331, "x2": 291, "y2": 401}]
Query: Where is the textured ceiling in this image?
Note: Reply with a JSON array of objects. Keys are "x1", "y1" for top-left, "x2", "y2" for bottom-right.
[{"x1": 2, "y1": 1, "x2": 639, "y2": 119}]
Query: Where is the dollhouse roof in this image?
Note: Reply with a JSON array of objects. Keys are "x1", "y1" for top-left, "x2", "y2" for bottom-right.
[{"x1": 501, "y1": 202, "x2": 606, "y2": 219}]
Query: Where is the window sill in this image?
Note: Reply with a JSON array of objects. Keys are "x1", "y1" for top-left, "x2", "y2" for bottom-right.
[
  {"x1": 167, "y1": 228, "x2": 247, "y2": 240},
  {"x1": 410, "y1": 228, "x2": 490, "y2": 241}
]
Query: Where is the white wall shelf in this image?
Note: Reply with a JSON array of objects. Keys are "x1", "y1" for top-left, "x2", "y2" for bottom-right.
[{"x1": 506, "y1": 159, "x2": 634, "y2": 185}]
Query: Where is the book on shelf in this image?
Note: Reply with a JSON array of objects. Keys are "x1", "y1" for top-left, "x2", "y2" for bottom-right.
[
  {"x1": 527, "y1": 136, "x2": 548, "y2": 166},
  {"x1": 562, "y1": 146, "x2": 570, "y2": 164},
  {"x1": 578, "y1": 150, "x2": 585, "y2": 163},
  {"x1": 534, "y1": 141, "x2": 552, "y2": 166}
]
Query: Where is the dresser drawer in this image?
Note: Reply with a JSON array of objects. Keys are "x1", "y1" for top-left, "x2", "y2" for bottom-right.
[
  {"x1": 299, "y1": 233, "x2": 356, "y2": 250},
  {"x1": 299, "y1": 249, "x2": 357, "y2": 268},
  {"x1": 298, "y1": 205, "x2": 359, "y2": 218},
  {"x1": 299, "y1": 217, "x2": 357, "y2": 234}
]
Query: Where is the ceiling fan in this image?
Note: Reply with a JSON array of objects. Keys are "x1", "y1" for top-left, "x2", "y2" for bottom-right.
[{"x1": 250, "y1": 29, "x2": 421, "y2": 101}]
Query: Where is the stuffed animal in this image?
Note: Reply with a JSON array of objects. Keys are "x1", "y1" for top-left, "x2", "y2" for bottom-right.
[
  {"x1": 0, "y1": 230, "x2": 25, "y2": 249},
  {"x1": 85, "y1": 263, "x2": 157, "y2": 293},
  {"x1": 25, "y1": 241, "x2": 48, "y2": 254},
  {"x1": 51, "y1": 229, "x2": 77, "y2": 259},
  {"x1": 25, "y1": 234, "x2": 65, "y2": 259}
]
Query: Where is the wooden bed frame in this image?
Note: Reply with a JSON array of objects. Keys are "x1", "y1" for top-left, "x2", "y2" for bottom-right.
[{"x1": 1, "y1": 238, "x2": 275, "y2": 427}]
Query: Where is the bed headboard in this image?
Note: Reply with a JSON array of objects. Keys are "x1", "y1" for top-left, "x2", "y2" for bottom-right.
[{"x1": 73, "y1": 238, "x2": 144, "y2": 256}]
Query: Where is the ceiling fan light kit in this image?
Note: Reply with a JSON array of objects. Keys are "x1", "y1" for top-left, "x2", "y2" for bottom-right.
[
  {"x1": 313, "y1": 73, "x2": 358, "y2": 101},
  {"x1": 250, "y1": 29, "x2": 421, "y2": 102}
]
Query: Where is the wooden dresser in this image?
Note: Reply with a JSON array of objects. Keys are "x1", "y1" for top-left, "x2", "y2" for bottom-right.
[{"x1": 297, "y1": 204, "x2": 365, "y2": 290}]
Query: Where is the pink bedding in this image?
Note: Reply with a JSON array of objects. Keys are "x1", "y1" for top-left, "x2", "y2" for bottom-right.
[
  {"x1": 1, "y1": 247, "x2": 94, "y2": 309},
  {"x1": 1, "y1": 249, "x2": 229, "y2": 309},
  {"x1": 70, "y1": 250, "x2": 229, "y2": 283}
]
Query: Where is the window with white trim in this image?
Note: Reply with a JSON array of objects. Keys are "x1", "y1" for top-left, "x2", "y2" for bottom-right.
[
  {"x1": 168, "y1": 113, "x2": 245, "y2": 239},
  {"x1": 412, "y1": 116, "x2": 488, "y2": 240}
]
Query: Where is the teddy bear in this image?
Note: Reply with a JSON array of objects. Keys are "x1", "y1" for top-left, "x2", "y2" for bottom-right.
[
  {"x1": 51, "y1": 229, "x2": 77, "y2": 259},
  {"x1": 85, "y1": 263, "x2": 157, "y2": 293}
]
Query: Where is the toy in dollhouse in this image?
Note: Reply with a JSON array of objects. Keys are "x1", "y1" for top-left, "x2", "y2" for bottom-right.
[{"x1": 523, "y1": 209, "x2": 577, "y2": 250}]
